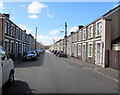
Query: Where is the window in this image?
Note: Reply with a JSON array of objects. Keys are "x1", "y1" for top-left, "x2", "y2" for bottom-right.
[
  {"x1": 5, "y1": 21, "x2": 9, "y2": 34},
  {"x1": 75, "y1": 33, "x2": 78, "y2": 42},
  {"x1": 16, "y1": 28, "x2": 19, "y2": 39},
  {"x1": 96, "y1": 21, "x2": 102, "y2": 37},
  {"x1": 21, "y1": 30, "x2": 23, "y2": 40},
  {"x1": 4, "y1": 40, "x2": 9, "y2": 54},
  {"x1": 88, "y1": 25, "x2": 93, "y2": 38},
  {"x1": 82, "y1": 29, "x2": 86, "y2": 40},
  {"x1": 10, "y1": 42, "x2": 14, "y2": 54},
  {"x1": 78, "y1": 31, "x2": 82, "y2": 41},
  {"x1": 78, "y1": 44, "x2": 81, "y2": 55},
  {"x1": 11, "y1": 25, "x2": 15, "y2": 37},
  {"x1": 20, "y1": 30, "x2": 22, "y2": 40},
  {"x1": 88, "y1": 42, "x2": 93, "y2": 57},
  {"x1": 18, "y1": 30, "x2": 21, "y2": 40}
]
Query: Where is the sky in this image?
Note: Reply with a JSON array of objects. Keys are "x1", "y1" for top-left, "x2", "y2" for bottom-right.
[{"x1": 0, "y1": 1, "x2": 119, "y2": 45}]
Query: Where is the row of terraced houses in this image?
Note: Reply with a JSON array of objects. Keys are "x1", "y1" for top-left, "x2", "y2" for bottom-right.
[
  {"x1": 0, "y1": 13, "x2": 43, "y2": 59},
  {"x1": 50, "y1": 5, "x2": 120, "y2": 69}
]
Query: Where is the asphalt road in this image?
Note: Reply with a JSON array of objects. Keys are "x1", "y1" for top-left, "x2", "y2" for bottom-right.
[{"x1": 2, "y1": 50, "x2": 118, "y2": 94}]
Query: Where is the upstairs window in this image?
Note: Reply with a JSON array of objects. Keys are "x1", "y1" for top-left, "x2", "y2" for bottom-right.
[
  {"x1": 75, "y1": 34, "x2": 77, "y2": 42},
  {"x1": 16, "y1": 28, "x2": 19, "y2": 39},
  {"x1": 82, "y1": 28, "x2": 86, "y2": 40},
  {"x1": 78, "y1": 31, "x2": 82, "y2": 41},
  {"x1": 88, "y1": 25, "x2": 93, "y2": 38},
  {"x1": 11, "y1": 25, "x2": 15, "y2": 37},
  {"x1": 96, "y1": 21, "x2": 102, "y2": 37},
  {"x1": 5, "y1": 21, "x2": 9, "y2": 35}
]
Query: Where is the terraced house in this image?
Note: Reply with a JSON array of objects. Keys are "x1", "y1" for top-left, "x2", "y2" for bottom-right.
[
  {"x1": 50, "y1": 5, "x2": 120, "y2": 69},
  {"x1": 0, "y1": 13, "x2": 42, "y2": 59}
]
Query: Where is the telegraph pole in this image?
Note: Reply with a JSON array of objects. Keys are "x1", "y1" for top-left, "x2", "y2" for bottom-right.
[
  {"x1": 35, "y1": 27, "x2": 37, "y2": 50},
  {"x1": 64, "y1": 22, "x2": 67, "y2": 57}
]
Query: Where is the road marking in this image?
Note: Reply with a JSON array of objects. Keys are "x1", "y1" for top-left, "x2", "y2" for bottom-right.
[{"x1": 73, "y1": 62, "x2": 119, "y2": 83}]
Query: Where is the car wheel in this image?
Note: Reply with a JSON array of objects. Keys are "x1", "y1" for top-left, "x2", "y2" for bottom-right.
[{"x1": 8, "y1": 71, "x2": 14, "y2": 85}]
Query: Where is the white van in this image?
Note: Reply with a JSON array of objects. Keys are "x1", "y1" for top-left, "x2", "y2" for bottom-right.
[{"x1": 0, "y1": 46, "x2": 14, "y2": 88}]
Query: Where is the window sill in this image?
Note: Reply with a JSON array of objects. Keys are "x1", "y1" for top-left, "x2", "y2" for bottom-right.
[
  {"x1": 88, "y1": 37, "x2": 93, "y2": 39},
  {"x1": 95, "y1": 35, "x2": 101, "y2": 38},
  {"x1": 88, "y1": 56, "x2": 92, "y2": 57}
]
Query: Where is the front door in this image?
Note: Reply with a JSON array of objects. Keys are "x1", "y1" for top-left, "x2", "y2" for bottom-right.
[
  {"x1": 96, "y1": 43, "x2": 101, "y2": 65},
  {"x1": 82, "y1": 44, "x2": 86, "y2": 61},
  {"x1": 74, "y1": 45, "x2": 77, "y2": 57}
]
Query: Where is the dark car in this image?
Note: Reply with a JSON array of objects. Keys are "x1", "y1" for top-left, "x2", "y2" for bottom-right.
[
  {"x1": 53, "y1": 50, "x2": 58, "y2": 54},
  {"x1": 56, "y1": 50, "x2": 60, "y2": 56},
  {"x1": 56, "y1": 51, "x2": 65, "y2": 57},
  {"x1": 23, "y1": 51, "x2": 37, "y2": 60},
  {"x1": 36, "y1": 49, "x2": 44, "y2": 54}
]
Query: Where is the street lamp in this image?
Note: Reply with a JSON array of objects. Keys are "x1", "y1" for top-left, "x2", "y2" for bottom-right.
[
  {"x1": 35, "y1": 27, "x2": 37, "y2": 50},
  {"x1": 61, "y1": 22, "x2": 68, "y2": 58}
]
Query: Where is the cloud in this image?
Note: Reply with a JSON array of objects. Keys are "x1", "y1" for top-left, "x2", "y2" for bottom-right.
[
  {"x1": 0, "y1": 2, "x2": 4, "y2": 11},
  {"x1": 28, "y1": 1, "x2": 47, "y2": 14},
  {"x1": 113, "y1": 4, "x2": 118, "y2": 8},
  {"x1": 69, "y1": 26, "x2": 78, "y2": 32},
  {"x1": 19, "y1": 4, "x2": 25, "y2": 8},
  {"x1": 37, "y1": 35, "x2": 63, "y2": 45},
  {"x1": 28, "y1": 14, "x2": 39, "y2": 19},
  {"x1": 18, "y1": 24, "x2": 33, "y2": 34},
  {"x1": 50, "y1": 29, "x2": 60, "y2": 35},
  {"x1": 47, "y1": 13, "x2": 54, "y2": 18}
]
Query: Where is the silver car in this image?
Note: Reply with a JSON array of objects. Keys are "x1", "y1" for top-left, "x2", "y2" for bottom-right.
[{"x1": 0, "y1": 46, "x2": 14, "y2": 88}]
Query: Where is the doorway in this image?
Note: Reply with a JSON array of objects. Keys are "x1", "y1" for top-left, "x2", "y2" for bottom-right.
[{"x1": 82, "y1": 44, "x2": 86, "y2": 61}]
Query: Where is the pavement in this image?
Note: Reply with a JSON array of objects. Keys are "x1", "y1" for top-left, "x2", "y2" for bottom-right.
[{"x1": 67, "y1": 56, "x2": 119, "y2": 83}]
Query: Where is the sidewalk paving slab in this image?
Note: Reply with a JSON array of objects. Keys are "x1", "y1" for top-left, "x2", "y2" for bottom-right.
[{"x1": 67, "y1": 56, "x2": 119, "y2": 82}]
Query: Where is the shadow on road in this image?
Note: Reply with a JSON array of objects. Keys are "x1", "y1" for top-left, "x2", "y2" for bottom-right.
[
  {"x1": 15, "y1": 52, "x2": 45, "y2": 68},
  {"x1": 2, "y1": 80, "x2": 36, "y2": 94}
]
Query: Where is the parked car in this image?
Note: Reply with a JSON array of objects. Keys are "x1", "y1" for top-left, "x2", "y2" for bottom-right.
[
  {"x1": 36, "y1": 49, "x2": 44, "y2": 54},
  {"x1": 56, "y1": 51, "x2": 65, "y2": 57},
  {"x1": 23, "y1": 51, "x2": 37, "y2": 60},
  {"x1": 56, "y1": 50, "x2": 61, "y2": 56},
  {"x1": 53, "y1": 50, "x2": 58, "y2": 54},
  {"x1": 51, "y1": 50, "x2": 54, "y2": 53},
  {"x1": 35, "y1": 50, "x2": 40, "y2": 57},
  {"x1": 0, "y1": 46, "x2": 15, "y2": 87}
]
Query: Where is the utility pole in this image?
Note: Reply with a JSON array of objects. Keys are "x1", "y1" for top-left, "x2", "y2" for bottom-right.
[
  {"x1": 35, "y1": 27, "x2": 37, "y2": 50},
  {"x1": 64, "y1": 22, "x2": 67, "y2": 57}
]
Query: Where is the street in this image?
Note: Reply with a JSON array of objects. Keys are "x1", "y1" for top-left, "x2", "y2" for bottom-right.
[{"x1": 2, "y1": 50, "x2": 118, "y2": 94}]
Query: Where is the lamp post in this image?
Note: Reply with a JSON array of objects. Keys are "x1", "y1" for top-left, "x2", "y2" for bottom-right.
[
  {"x1": 61, "y1": 22, "x2": 67, "y2": 57},
  {"x1": 64, "y1": 22, "x2": 67, "y2": 57},
  {"x1": 35, "y1": 27, "x2": 37, "y2": 50}
]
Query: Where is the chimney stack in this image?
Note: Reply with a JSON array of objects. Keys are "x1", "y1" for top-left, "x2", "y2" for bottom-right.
[
  {"x1": 71, "y1": 32, "x2": 74, "y2": 34},
  {"x1": 3, "y1": 14, "x2": 10, "y2": 18},
  {"x1": 78, "y1": 25, "x2": 84, "y2": 30}
]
